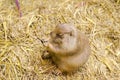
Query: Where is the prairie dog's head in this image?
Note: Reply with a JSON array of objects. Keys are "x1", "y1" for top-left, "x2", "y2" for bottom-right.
[
  {"x1": 50, "y1": 23, "x2": 77, "y2": 49},
  {"x1": 50, "y1": 24, "x2": 77, "y2": 40}
]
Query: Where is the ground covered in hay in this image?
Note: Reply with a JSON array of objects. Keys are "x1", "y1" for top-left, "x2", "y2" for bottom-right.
[{"x1": 0, "y1": 0, "x2": 120, "y2": 80}]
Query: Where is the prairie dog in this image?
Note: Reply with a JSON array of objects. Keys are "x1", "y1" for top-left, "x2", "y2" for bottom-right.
[{"x1": 43, "y1": 23, "x2": 91, "y2": 73}]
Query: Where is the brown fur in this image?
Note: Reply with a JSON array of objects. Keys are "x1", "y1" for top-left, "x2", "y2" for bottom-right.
[{"x1": 43, "y1": 23, "x2": 91, "y2": 73}]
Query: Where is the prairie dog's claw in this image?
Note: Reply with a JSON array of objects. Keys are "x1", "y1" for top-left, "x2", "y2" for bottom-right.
[{"x1": 41, "y1": 51, "x2": 51, "y2": 59}]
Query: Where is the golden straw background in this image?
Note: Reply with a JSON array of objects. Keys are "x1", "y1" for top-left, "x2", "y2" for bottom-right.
[{"x1": 0, "y1": 0, "x2": 120, "y2": 80}]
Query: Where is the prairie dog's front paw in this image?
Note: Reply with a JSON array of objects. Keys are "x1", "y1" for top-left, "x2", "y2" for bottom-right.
[{"x1": 41, "y1": 51, "x2": 51, "y2": 59}]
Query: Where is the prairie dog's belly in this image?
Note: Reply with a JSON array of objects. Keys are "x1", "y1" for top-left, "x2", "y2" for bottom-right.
[
  {"x1": 52, "y1": 48, "x2": 90, "y2": 72},
  {"x1": 44, "y1": 23, "x2": 91, "y2": 73}
]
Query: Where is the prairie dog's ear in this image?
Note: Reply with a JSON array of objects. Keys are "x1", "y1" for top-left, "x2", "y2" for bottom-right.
[
  {"x1": 50, "y1": 32, "x2": 53, "y2": 36},
  {"x1": 50, "y1": 31, "x2": 56, "y2": 38}
]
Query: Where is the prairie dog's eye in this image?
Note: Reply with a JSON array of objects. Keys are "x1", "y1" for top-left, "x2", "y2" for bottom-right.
[
  {"x1": 69, "y1": 32, "x2": 73, "y2": 36},
  {"x1": 67, "y1": 31, "x2": 73, "y2": 36},
  {"x1": 63, "y1": 31, "x2": 73, "y2": 36},
  {"x1": 59, "y1": 33, "x2": 63, "y2": 36},
  {"x1": 56, "y1": 33, "x2": 64, "y2": 39}
]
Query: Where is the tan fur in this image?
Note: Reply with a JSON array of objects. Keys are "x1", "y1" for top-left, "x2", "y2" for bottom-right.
[{"x1": 46, "y1": 23, "x2": 91, "y2": 73}]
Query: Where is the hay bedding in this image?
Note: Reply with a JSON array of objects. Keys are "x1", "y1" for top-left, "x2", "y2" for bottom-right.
[{"x1": 0, "y1": 0, "x2": 120, "y2": 80}]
